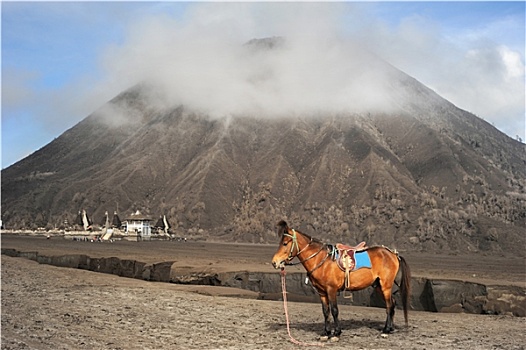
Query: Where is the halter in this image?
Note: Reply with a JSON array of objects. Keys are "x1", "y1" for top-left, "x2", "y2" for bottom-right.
[
  {"x1": 283, "y1": 229, "x2": 303, "y2": 261},
  {"x1": 283, "y1": 229, "x2": 324, "y2": 267}
]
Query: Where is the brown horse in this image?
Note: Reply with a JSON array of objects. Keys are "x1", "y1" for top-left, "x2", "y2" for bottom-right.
[{"x1": 272, "y1": 220, "x2": 410, "y2": 340}]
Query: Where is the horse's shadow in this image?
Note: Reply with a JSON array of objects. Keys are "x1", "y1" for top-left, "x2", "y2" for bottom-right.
[{"x1": 267, "y1": 318, "x2": 385, "y2": 335}]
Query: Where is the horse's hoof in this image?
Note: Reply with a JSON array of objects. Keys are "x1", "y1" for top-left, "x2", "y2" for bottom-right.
[
  {"x1": 381, "y1": 327, "x2": 394, "y2": 335},
  {"x1": 380, "y1": 333, "x2": 389, "y2": 338},
  {"x1": 318, "y1": 335, "x2": 329, "y2": 342},
  {"x1": 330, "y1": 336, "x2": 340, "y2": 342}
]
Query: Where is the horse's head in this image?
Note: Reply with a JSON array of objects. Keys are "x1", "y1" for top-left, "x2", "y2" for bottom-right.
[{"x1": 271, "y1": 220, "x2": 300, "y2": 269}]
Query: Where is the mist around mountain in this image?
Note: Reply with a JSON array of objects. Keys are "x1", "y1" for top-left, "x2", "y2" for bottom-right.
[{"x1": 2, "y1": 38, "x2": 524, "y2": 255}]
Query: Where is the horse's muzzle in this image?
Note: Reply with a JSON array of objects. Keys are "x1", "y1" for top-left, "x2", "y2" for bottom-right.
[{"x1": 272, "y1": 260, "x2": 285, "y2": 269}]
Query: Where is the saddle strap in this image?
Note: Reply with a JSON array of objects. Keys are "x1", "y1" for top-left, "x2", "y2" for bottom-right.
[
  {"x1": 343, "y1": 255, "x2": 353, "y2": 299},
  {"x1": 345, "y1": 264, "x2": 350, "y2": 289},
  {"x1": 342, "y1": 251, "x2": 354, "y2": 292}
]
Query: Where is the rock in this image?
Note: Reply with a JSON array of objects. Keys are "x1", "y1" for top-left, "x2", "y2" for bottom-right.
[
  {"x1": 484, "y1": 286, "x2": 526, "y2": 317},
  {"x1": 440, "y1": 303, "x2": 464, "y2": 313},
  {"x1": 422, "y1": 279, "x2": 487, "y2": 313},
  {"x1": 149, "y1": 261, "x2": 174, "y2": 282}
]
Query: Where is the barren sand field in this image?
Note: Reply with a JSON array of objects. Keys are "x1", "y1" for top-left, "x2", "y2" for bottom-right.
[{"x1": 2, "y1": 236, "x2": 525, "y2": 349}]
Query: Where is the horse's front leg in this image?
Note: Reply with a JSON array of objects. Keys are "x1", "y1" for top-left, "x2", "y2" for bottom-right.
[
  {"x1": 319, "y1": 294, "x2": 332, "y2": 340},
  {"x1": 328, "y1": 289, "x2": 341, "y2": 340}
]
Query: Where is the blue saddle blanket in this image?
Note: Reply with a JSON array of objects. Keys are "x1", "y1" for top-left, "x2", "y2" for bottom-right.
[{"x1": 354, "y1": 251, "x2": 372, "y2": 270}]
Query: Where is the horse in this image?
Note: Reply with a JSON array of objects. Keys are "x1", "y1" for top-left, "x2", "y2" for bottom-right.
[{"x1": 271, "y1": 220, "x2": 411, "y2": 340}]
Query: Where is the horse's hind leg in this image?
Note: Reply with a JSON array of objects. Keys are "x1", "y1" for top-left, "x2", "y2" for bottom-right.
[
  {"x1": 386, "y1": 296, "x2": 396, "y2": 333},
  {"x1": 380, "y1": 285, "x2": 396, "y2": 334}
]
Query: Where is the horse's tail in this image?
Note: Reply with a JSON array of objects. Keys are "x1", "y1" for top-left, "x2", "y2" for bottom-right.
[{"x1": 398, "y1": 255, "x2": 411, "y2": 327}]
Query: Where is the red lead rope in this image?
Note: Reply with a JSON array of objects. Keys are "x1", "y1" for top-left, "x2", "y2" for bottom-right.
[{"x1": 280, "y1": 268, "x2": 325, "y2": 347}]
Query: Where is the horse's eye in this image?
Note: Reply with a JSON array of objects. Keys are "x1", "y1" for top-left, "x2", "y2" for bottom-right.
[{"x1": 283, "y1": 241, "x2": 288, "y2": 246}]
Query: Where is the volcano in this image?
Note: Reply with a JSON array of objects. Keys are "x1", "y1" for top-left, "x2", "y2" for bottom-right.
[{"x1": 2, "y1": 38, "x2": 524, "y2": 255}]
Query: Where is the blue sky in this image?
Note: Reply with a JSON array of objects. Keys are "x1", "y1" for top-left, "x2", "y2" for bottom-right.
[{"x1": 2, "y1": 1, "x2": 525, "y2": 169}]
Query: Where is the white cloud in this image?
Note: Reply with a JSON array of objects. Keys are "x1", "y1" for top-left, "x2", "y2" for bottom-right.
[
  {"x1": 432, "y1": 44, "x2": 525, "y2": 140},
  {"x1": 96, "y1": 2, "x2": 525, "y2": 142},
  {"x1": 500, "y1": 45, "x2": 525, "y2": 80},
  {"x1": 350, "y1": 10, "x2": 525, "y2": 141},
  {"x1": 98, "y1": 3, "x2": 410, "y2": 121}
]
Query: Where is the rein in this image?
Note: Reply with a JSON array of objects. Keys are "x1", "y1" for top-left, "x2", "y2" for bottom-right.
[
  {"x1": 280, "y1": 267, "x2": 325, "y2": 347},
  {"x1": 304, "y1": 249, "x2": 330, "y2": 277},
  {"x1": 283, "y1": 228, "x2": 331, "y2": 297}
]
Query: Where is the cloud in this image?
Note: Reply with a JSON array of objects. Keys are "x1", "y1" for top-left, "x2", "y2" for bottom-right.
[
  {"x1": 98, "y1": 3, "x2": 405, "y2": 120},
  {"x1": 445, "y1": 44, "x2": 524, "y2": 130},
  {"x1": 350, "y1": 10, "x2": 525, "y2": 140},
  {"x1": 94, "y1": 2, "x2": 524, "y2": 142},
  {"x1": 434, "y1": 41, "x2": 524, "y2": 140}
]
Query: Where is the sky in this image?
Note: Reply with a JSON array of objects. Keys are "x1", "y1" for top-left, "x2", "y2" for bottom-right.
[{"x1": 2, "y1": 1, "x2": 525, "y2": 169}]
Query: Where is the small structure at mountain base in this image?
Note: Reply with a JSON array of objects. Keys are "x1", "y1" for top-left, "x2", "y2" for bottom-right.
[{"x1": 122, "y1": 210, "x2": 152, "y2": 241}]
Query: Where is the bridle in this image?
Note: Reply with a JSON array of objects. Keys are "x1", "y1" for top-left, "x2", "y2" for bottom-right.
[
  {"x1": 283, "y1": 229, "x2": 326, "y2": 268},
  {"x1": 283, "y1": 229, "x2": 303, "y2": 262}
]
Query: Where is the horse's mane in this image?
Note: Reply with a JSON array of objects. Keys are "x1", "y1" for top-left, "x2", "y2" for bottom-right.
[{"x1": 298, "y1": 229, "x2": 324, "y2": 244}]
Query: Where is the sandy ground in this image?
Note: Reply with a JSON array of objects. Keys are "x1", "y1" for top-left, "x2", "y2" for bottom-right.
[{"x1": 2, "y1": 236, "x2": 526, "y2": 349}]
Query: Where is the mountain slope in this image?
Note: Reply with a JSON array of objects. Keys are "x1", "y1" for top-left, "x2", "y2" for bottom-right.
[{"x1": 2, "y1": 57, "x2": 524, "y2": 255}]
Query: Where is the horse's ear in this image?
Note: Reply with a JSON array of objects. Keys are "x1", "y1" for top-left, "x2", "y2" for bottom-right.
[{"x1": 277, "y1": 220, "x2": 288, "y2": 235}]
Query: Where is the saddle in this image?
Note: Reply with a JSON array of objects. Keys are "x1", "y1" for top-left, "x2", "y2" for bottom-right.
[
  {"x1": 336, "y1": 241, "x2": 367, "y2": 252},
  {"x1": 334, "y1": 242, "x2": 367, "y2": 272},
  {"x1": 333, "y1": 241, "x2": 367, "y2": 297}
]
